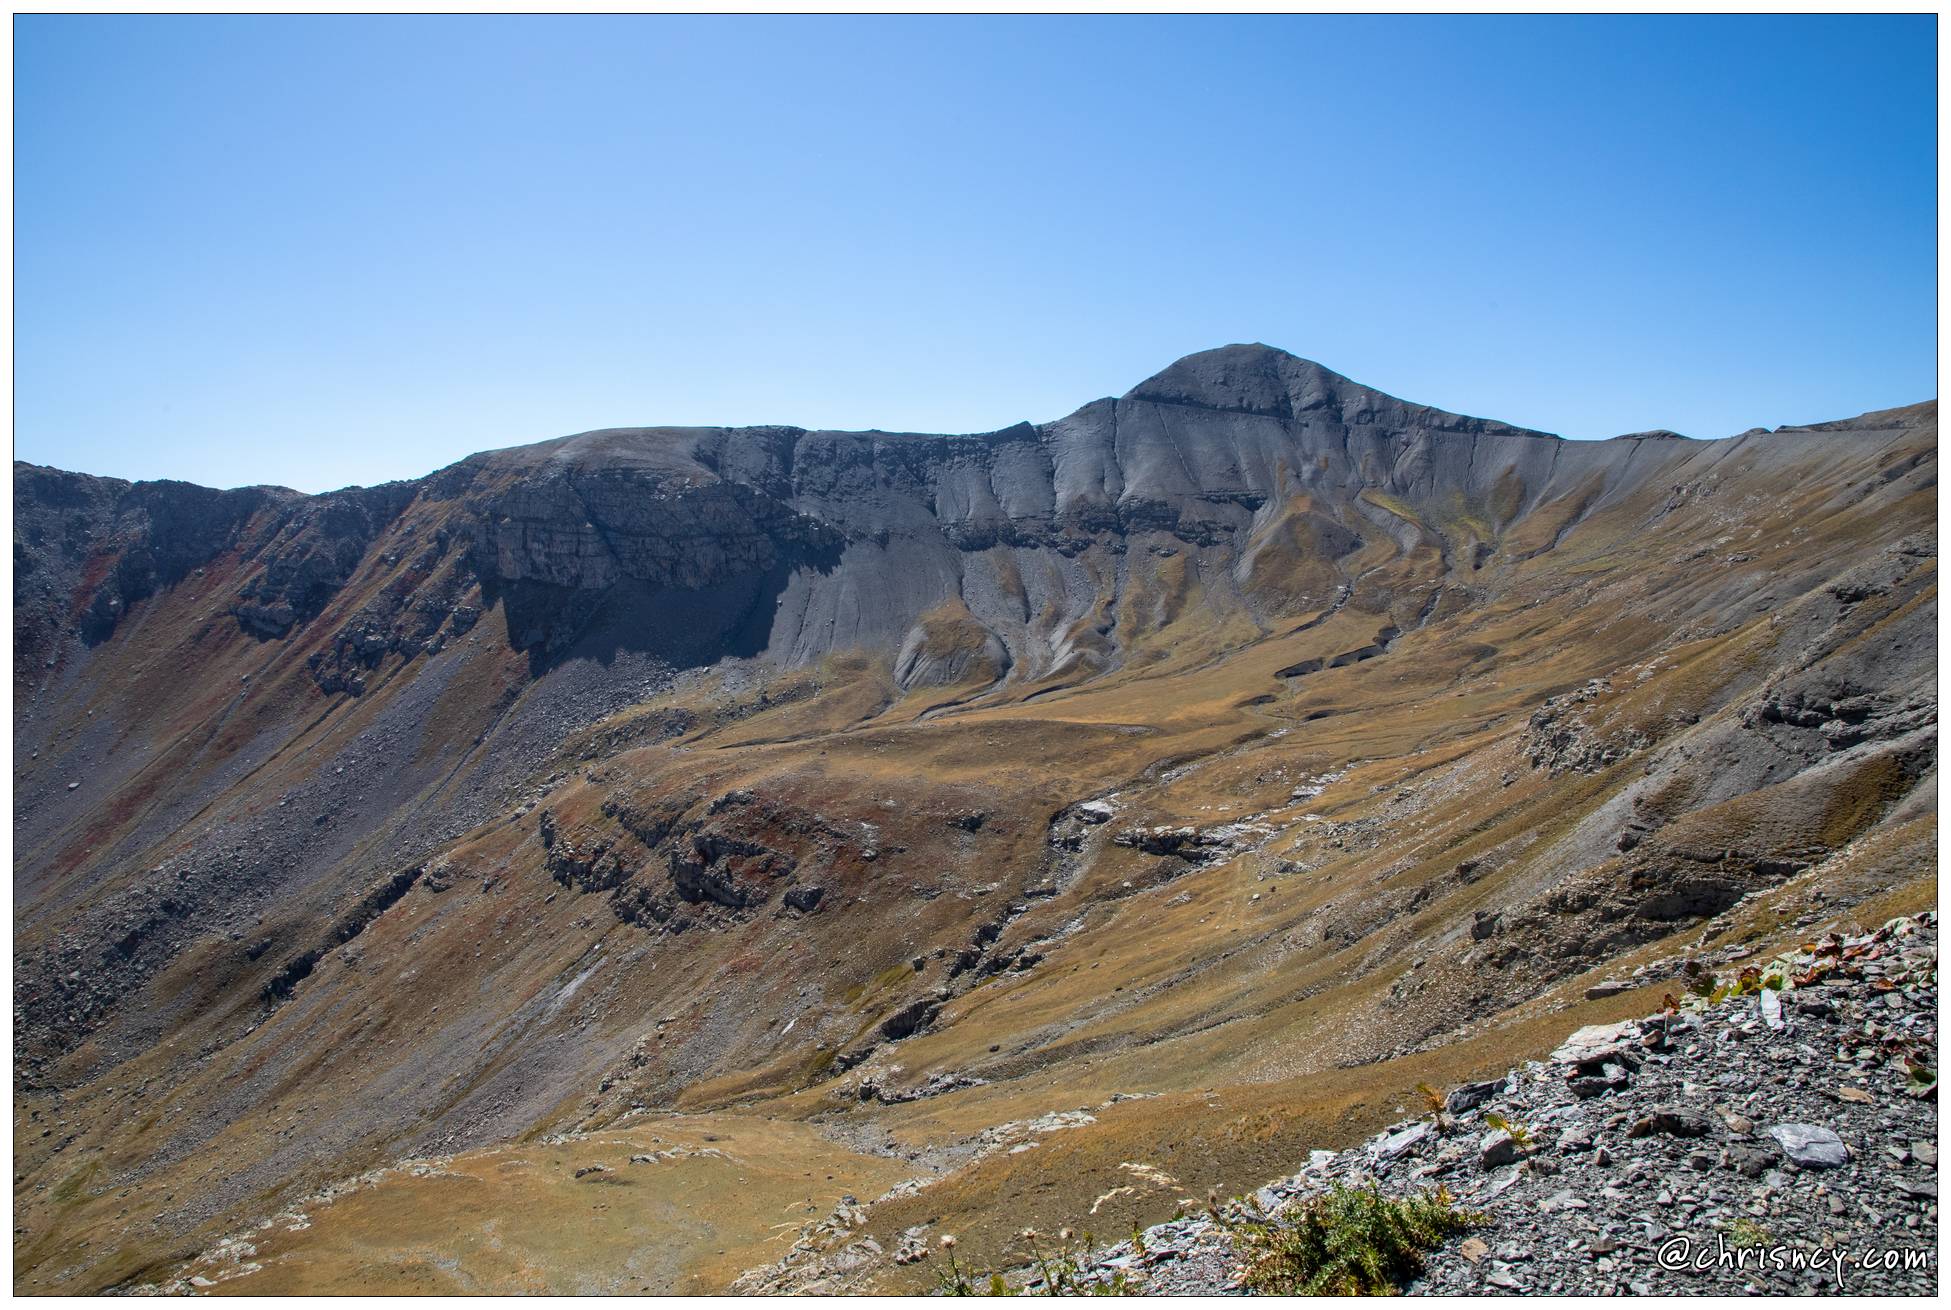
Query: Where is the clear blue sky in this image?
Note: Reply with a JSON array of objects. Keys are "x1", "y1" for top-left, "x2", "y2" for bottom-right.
[{"x1": 14, "y1": 14, "x2": 1937, "y2": 493}]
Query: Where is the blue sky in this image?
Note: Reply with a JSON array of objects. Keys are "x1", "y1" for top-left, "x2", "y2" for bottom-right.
[{"x1": 14, "y1": 14, "x2": 1937, "y2": 492}]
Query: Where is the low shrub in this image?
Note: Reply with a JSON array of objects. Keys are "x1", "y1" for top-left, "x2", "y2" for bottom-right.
[{"x1": 1222, "y1": 1183, "x2": 1481, "y2": 1295}]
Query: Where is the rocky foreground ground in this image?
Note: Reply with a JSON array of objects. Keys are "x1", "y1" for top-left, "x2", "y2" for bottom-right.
[{"x1": 1004, "y1": 912, "x2": 1939, "y2": 1296}]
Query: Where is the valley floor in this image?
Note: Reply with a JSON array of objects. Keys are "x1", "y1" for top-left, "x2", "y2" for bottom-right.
[{"x1": 116, "y1": 895, "x2": 1939, "y2": 1295}]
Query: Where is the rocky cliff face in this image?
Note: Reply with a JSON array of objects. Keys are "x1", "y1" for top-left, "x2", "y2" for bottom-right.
[
  {"x1": 12, "y1": 467, "x2": 287, "y2": 663},
  {"x1": 11, "y1": 345, "x2": 1796, "y2": 698},
  {"x1": 12, "y1": 467, "x2": 415, "y2": 666},
  {"x1": 439, "y1": 346, "x2": 1680, "y2": 685},
  {"x1": 11, "y1": 346, "x2": 1937, "y2": 1295}
]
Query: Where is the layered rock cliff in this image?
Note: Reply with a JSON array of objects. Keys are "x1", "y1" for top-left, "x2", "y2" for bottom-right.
[{"x1": 21, "y1": 344, "x2": 1888, "y2": 698}]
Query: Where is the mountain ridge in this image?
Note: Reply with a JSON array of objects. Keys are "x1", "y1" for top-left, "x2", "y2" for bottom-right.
[
  {"x1": 27, "y1": 343, "x2": 1932, "y2": 502},
  {"x1": 18, "y1": 346, "x2": 1933, "y2": 692},
  {"x1": 12, "y1": 347, "x2": 1937, "y2": 1294}
]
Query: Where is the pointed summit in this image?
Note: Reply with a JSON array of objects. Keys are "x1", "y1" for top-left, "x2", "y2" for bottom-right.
[{"x1": 1123, "y1": 343, "x2": 1555, "y2": 438}]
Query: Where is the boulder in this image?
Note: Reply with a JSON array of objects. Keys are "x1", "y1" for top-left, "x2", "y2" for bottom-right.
[
  {"x1": 1766, "y1": 1123, "x2": 1849, "y2": 1169},
  {"x1": 1372, "y1": 1121, "x2": 1432, "y2": 1162},
  {"x1": 1627, "y1": 1108, "x2": 1716, "y2": 1139},
  {"x1": 1446, "y1": 1079, "x2": 1508, "y2": 1114},
  {"x1": 1551, "y1": 1021, "x2": 1639, "y2": 1065}
]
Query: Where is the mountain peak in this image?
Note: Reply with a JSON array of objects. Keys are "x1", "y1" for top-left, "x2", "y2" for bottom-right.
[
  {"x1": 1122, "y1": 343, "x2": 1551, "y2": 437},
  {"x1": 1122, "y1": 343, "x2": 1349, "y2": 416}
]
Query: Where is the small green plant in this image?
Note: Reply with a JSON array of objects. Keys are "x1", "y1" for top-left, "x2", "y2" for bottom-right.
[
  {"x1": 1221, "y1": 1183, "x2": 1482, "y2": 1295},
  {"x1": 1904, "y1": 1054, "x2": 1938, "y2": 1099},
  {"x1": 933, "y1": 1254, "x2": 970, "y2": 1294},
  {"x1": 1727, "y1": 1218, "x2": 1772, "y2": 1250},
  {"x1": 1483, "y1": 1111, "x2": 1532, "y2": 1148},
  {"x1": 933, "y1": 1229, "x2": 1135, "y2": 1296},
  {"x1": 1414, "y1": 1082, "x2": 1447, "y2": 1114},
  {"x1": 1021, "y1": 1228, "x2": 1135, "y2": 1296},
  {"x1": 931, "y1": 1236, "x2": 994, "y2": 1296}
]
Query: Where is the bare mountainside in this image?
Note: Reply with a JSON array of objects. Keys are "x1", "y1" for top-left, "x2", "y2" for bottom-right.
[{"x1": 12, "y1": 345, "x2": 1937, "y2": 1292}]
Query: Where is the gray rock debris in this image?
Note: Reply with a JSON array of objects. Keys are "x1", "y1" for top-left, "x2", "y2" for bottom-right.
[{"x1": 1053, "y1": 911, "x2": 1936, "y2": 1297}]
